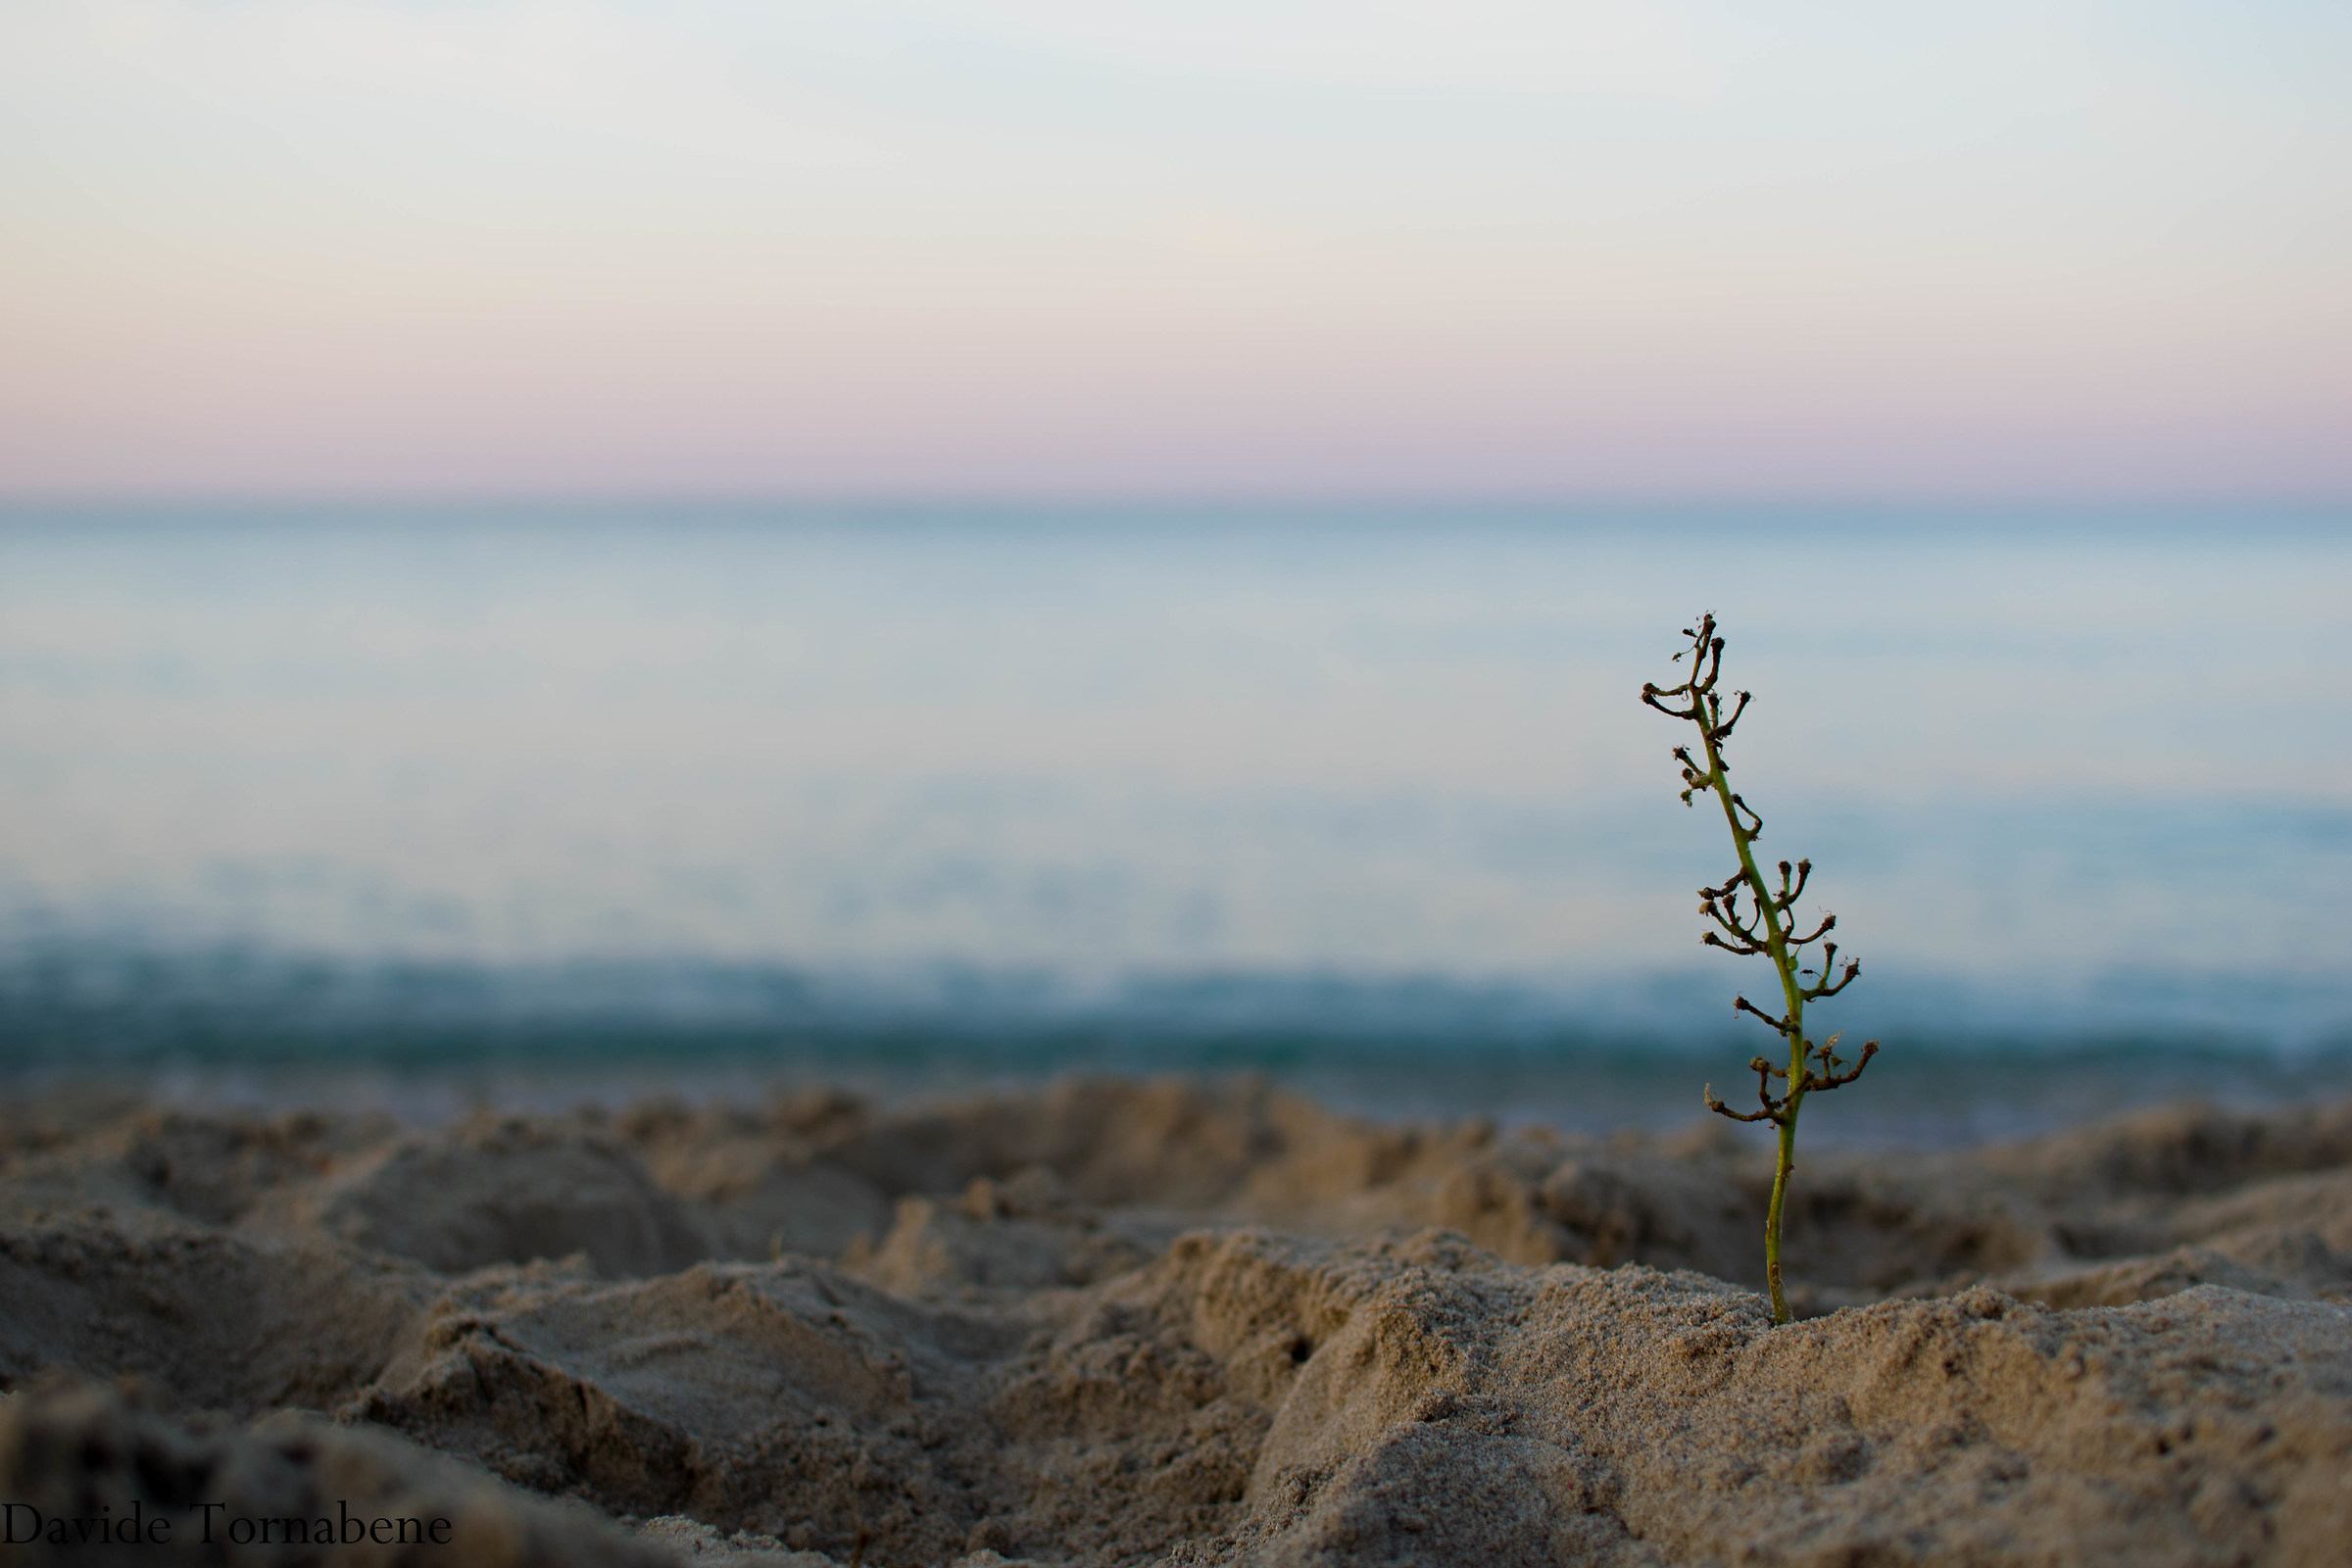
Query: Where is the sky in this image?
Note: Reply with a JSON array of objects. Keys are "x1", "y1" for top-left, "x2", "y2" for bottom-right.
[{"x1": 2, "y1": 1, "x2": 2347, "y2": 499}]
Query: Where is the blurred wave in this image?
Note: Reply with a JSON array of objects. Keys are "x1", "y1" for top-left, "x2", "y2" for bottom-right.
[{"x1": 2, "y1": 937, "x2": 2346, "y2": 1147}]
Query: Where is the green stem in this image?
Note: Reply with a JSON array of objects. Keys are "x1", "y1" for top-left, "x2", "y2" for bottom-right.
[
  {"x1": 1766, "y1": 1107, "x2": 1796, "y2": 1323},
  {"x1": 1694, "y1": 687, "x2": 1806, "y2": 1325}
]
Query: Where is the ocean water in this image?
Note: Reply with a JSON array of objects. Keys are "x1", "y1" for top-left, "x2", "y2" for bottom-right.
[{"x1": 2, "y1": 504, "x2": 2347, "y2": 1142}]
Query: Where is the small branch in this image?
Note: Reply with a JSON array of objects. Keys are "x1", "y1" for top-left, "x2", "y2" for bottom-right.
[
  {"x1": 1734, "y1": 994, "x2": 1794, "y2": 1037},
  {"x1": 1728, "y1": 793, "x2": 1763, "y2": 836},
  {"x1": 1703, "y1": 1086, "x2": 1779, "y2": 1124},
  {"x1": 1642, "y1": 687, "x2": 1701, "y2": 721},
  {"x1": 1708, "y1": 689, "x2": 1751, "y2": 744},
  {"x1": 1702, "y1": 1054, "x2": 1789, "y2": 1124},
  {"x1": 1701, "y1": 895, "x2": 1764, "y2": 946},
  {"x1": 1801, "y1": 956, "x2": 1861, "y2": 1002},
  {"x1": 1787, "y1": 912, "x2": 1837, "y2": 947},
  {"x1": 1799, "y1": 1039, "x2": 1879, "y2": 1094}
]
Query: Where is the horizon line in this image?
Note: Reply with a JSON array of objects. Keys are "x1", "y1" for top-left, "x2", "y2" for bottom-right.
[{"x1": 4, "y1": 491, "x2": 2350, "y2": 515}]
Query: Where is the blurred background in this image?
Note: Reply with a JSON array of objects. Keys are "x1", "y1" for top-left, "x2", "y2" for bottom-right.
[{"x1": 2, "y1": 4, "x2": 2347, "y2": 1142}]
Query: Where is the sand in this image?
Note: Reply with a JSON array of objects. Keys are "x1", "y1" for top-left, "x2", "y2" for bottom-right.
[{"x1": 0, "y1": 1076, "x2": 2347, "y2": 1564}]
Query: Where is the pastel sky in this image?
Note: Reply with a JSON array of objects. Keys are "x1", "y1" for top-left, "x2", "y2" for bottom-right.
[{"x1": 2, "y1": 1, "x2": 2347, "y2": 498}]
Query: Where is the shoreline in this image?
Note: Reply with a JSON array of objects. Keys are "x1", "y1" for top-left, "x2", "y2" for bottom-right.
[{"x1": 11, "y1": 1031, "x2": 2352, "y2": 1152}]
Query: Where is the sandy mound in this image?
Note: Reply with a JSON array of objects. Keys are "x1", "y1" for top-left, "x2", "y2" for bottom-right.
[
  {"x1": 252, "y1": 1117, "x2": 710, "y2": 1278},
  {"x1": 336, "y1": 1229, "x2": 2352, "y2": 1565},
  {"x1": 0, "y1": 1077, "x2": 2347, "y2": 1564},
  {"x1": 0, "y1": 1214, "x2": 427, "y2": 1415},
  {"x1": 0, "y1": 1378, "x2": 669, "y2": 1566}
]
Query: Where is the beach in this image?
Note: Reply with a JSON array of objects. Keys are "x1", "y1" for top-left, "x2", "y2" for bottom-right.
[
  {"x1": 2, "y1": 1075, "x2": 2346, "y2": 1565},
  {"x1": 9, "y1": 0, "x2": 2352, "y2": 1555}
]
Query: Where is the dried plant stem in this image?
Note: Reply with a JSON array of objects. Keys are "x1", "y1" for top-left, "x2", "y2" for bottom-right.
[{"x1": 1643, "y1": 614, "x2": 1878, "y2": 1325}]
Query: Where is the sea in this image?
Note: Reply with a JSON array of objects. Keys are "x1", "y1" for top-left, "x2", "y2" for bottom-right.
[{"x1": 2, "y1": 503, "x2": 2347, "y2": 1147}]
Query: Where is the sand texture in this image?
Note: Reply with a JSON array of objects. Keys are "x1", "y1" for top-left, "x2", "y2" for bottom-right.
[{"x1": 1, "y1": 1077, "x2": 2348, "y2": 1565}]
